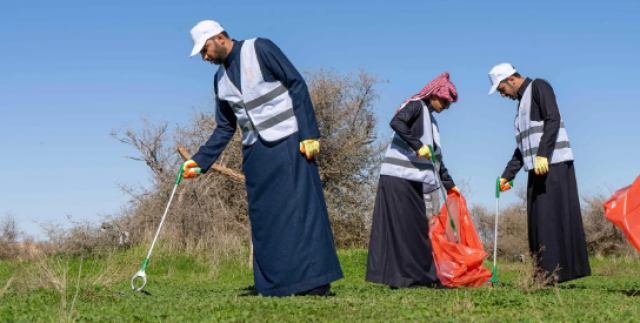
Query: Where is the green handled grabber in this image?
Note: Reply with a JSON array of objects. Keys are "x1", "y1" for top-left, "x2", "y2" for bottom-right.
[
  {"x1": 131, "y1": 162, "x2": 201, "y2": 291},
  {"x1": 488, "y1": 176, "x2": 514, "y2": 287},
  {"x1": 428, "y1": 145, "x2": 459, "y2": 244}
]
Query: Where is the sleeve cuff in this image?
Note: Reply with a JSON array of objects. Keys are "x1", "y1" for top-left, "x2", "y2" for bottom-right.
[
  {"x1": 444, "y1": 181, "x2": 455, "y2": 190},
  {"x1": 500, "y1": 171, "x2": 515, "y2": 181},
  {"x1": 299, "y1": 129, "x2": 321, "y2": 142},
  {"x1": 409, "y1": 141, "x2": 424, "y2": 152},
  {"x1": 536, "y1": 149, "x2": 551, "y2": 159},
  {"x1": 191, "y1": 153, "x2": 214, "y2": 173}
]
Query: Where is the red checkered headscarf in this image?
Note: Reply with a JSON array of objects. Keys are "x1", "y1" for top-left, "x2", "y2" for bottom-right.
[{"x1": 396, "y1": 72, "x2": 458, "y2": 114}]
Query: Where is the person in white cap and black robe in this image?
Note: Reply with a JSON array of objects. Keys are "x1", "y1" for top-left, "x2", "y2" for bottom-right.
[
  {"x1": 488, "y1": 63, "x2": 591, "y2": 284},
  {"x1": 182, "y1": 20, "x2": 343, "y2": 297}
]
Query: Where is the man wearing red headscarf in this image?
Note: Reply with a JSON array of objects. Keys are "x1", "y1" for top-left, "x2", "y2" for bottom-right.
[{"x1": 366, "y1": 72, "x2": 460, "y2": 289}]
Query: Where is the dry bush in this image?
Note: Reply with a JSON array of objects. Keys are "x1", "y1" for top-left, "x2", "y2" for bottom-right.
[
  {"x1": 306, "y1": 68, "x2": 387, "y2": 247},
  {"x1": 514, "y1": 251, "x2": 560, "y2": 291},
  {"x1": 471, "y1": 187, "x2": 529, "y2": 260},
  {"x1": 37, "y1": 216, "x2": 127, "y2": 257},
  {"x1": 108, "y1": 67, "x2": 386, "y2": 260},
  {"x1": 0, "y1": 214, "x2": 47, "y2": 260},
  {"x1": 581, "y1": 193, "x2": 634, "y2": 256},
  {"x1": 0, "y1": 213, "x2": 19, "y2": 260}
]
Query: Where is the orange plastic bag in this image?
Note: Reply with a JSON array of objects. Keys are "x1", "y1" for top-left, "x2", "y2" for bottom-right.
[
  {"x1": 603, "y1": 174, "x2": 640, "y2": 253},
  {"x1": 429, "y1": 193, "x2": 492, "y2": 288}
]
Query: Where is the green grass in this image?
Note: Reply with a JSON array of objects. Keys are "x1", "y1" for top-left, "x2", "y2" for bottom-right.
[{"x1": 1, "y1": 250, "x2": 639, "y2": 322}]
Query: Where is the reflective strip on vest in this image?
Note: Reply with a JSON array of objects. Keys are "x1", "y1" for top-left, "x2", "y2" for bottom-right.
[
  {"x1": 216, "y1": 38, "x2": 299, "y2": 146},
  {"x1": 379, "y1": 99, "x2": 440, "y2": 192},
  {"x1": 514, "y1": 79, "x2": 574, "y2": 171},
  {"x1": 217, "y1": 70, "x2": 259, "y2": 146}
]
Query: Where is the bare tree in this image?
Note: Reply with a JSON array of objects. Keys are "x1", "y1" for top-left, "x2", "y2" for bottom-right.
[
  {"x1": 581, "y1": 193, "x2": 632, "y2": 256},
  {"x1": 306, "y1": 68, "x2": 387, "y2": 247}
]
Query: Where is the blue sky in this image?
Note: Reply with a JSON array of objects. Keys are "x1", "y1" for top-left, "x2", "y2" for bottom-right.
[{"x1": 1, "y1": 0, "x2": 639, "y2": 238}]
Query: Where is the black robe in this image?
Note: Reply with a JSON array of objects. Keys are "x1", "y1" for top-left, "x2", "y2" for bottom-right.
[
  {"x1": 502, "y1": 78, "x2": 591, "y2": 283},
  {"x1": 366, "y1": 100, "x2": 454, "y2": 288}
]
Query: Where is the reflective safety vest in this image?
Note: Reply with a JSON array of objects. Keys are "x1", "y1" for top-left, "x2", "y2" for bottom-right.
[
  {"x1": 380, "y1": 100, "x2": 441, "y2": 193},
  {"x1": 515, "y1": 79, "x2": 573, "y2": 171},
  {"x1": 216, "y1": 38, "x2": 298, "y2": 146}
]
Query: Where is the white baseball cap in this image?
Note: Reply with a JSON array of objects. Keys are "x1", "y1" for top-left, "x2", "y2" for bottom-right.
[
  {"x1": 190, "y1": 20, "x2": 225, "y2": 57},
  {"x1": 488, "y1": 63, "x2": 517, "y2": 95}
]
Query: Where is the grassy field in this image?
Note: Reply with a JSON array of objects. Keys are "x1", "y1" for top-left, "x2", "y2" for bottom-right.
[{"x1": 0, "y1": 249, "x2": 639, "y2": 322}]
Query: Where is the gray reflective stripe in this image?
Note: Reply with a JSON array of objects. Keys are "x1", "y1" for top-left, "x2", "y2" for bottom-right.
[
  {"x1": 522, "y1": 141, "x2": 572, "y2": 158},
  {"x1": 382, "y1": 157, "x2": 434, "y2": 171},
  {"x1": 245, "y1": 84, "x2": 289, "y2": 111},
  {"x1": 254, "y1": 108, "x2": 295, "y2": 131},
  {"x1": 391, "y1": 138, "x2": 415, "y2": 153},
  {"x1": 230, "y1": 101, "x2": 254, "y2": 132},
  {"x1": 517, "y1": 122, "x2": 565, "y2": 144},
  {"x1": 226, "y1": 100, "x2": 252, "y2": 131}
]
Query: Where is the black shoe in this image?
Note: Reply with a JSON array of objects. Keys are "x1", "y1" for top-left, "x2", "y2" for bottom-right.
[
  {"x1": 295, "y1": 284, "x2": 332, "y2": 297},
  {"x1": 390, "y1": 282, "x2": 452, "y2": 290},
  {"x1": 419, "y1": 282, "x2": 453, "y2": 289},
  {"x1": 240, "y1": 285, "x2": 259, "y2": 297}
]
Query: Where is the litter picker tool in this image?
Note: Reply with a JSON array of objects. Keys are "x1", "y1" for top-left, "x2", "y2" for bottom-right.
[
  {"x1": 130, "y1": 162, "x2": 201, "y2": 292},
  {"x1": 428, "y1": 145, "x2": 459, "y2": 244},
  {"x1": 488, "y1": 176, "x2": 513, "y2": 287}
]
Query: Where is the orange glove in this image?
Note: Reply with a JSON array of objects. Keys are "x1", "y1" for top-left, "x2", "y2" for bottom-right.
[
  {"x1": 182, "y1": 160, "x2": 200, "y2": 179},
  {"x1": 447, "y1": 186, "x2": 461, "y2": 196},
  {"x1": 499, "y1": 178, "x2": 512, "y2": 192},
  {"x1": 300, "y1": 139, "x2": 320, "y2": 160}
]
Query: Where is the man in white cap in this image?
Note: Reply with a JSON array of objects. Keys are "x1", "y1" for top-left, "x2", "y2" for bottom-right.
[
  {"x1": 488, "y1": 63, "x2": 590, "y2": 285},
  {"x1": 182, "y1": 20, "x2": 343, "y2": 297}
]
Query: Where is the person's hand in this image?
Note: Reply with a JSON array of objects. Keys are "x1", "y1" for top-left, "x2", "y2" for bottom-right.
[
  {"x1": 300, "y1": 139, "x2": 320, "y2": 159},
  {"x1": 182, "y1": 160, "x2": 200, "y2": 179},
  {"x1": 534, "y1": 156, "x2": 549, "y2": 175},
  {"x1": 416, "y1": 145, "x2": 432, "y2": 160},
  {"x1": 499, "y1": 178, "x2": 512, "y2": 192},
  {"x1": 447, "y1": 186, "x2": 461, "y2": 196}
]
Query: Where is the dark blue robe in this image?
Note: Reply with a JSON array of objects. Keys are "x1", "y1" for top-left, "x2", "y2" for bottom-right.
[{"x1": 191, "y1": 38, "x2": 343, "y2": 296}]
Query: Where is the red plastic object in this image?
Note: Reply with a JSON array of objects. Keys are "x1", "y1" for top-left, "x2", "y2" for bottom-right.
[
  {"x1": 429, "y1": 193, "x2": 492, "y2": 288},
  {"x1": 603, "y1": 174, "x2": 640, "y2": 253}
]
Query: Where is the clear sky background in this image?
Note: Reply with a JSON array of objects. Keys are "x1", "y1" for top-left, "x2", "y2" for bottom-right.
[{"x1": 1, "y1": 0, "x2": 639, "y2": 239}]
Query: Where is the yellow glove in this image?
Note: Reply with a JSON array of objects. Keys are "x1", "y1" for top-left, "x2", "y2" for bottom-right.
[
  {"x1": 534, "y1": 156, "x2": 549, "y2": 175},
  {"x1": 447, "y1": 186, "x2": 461, "y2": 196},
  {"x1": 182, "y1": 160, "x2": 200, "y2": 179},
  {"x1": 300, "y1": 139, "x2": 320, "y2": 160},
  {"x1": 499, "y1": 178, "x2": 512, "y2": 192},
  {"x1": 416, "y1": 145, "x2": 433, "y2": 160}
]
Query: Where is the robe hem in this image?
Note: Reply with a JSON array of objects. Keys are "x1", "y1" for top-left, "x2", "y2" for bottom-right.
[
  {"x1": 365, "y1": 273, "x2": 439, "y2": 288},
  {"x1": 257, "y1": 269, "x2": 344, "y2": 297}
]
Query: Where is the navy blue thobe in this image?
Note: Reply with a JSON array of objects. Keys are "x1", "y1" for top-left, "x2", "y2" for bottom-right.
[{"x1": 191, "y1": 38, "x2": 343, "y2": 296}]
